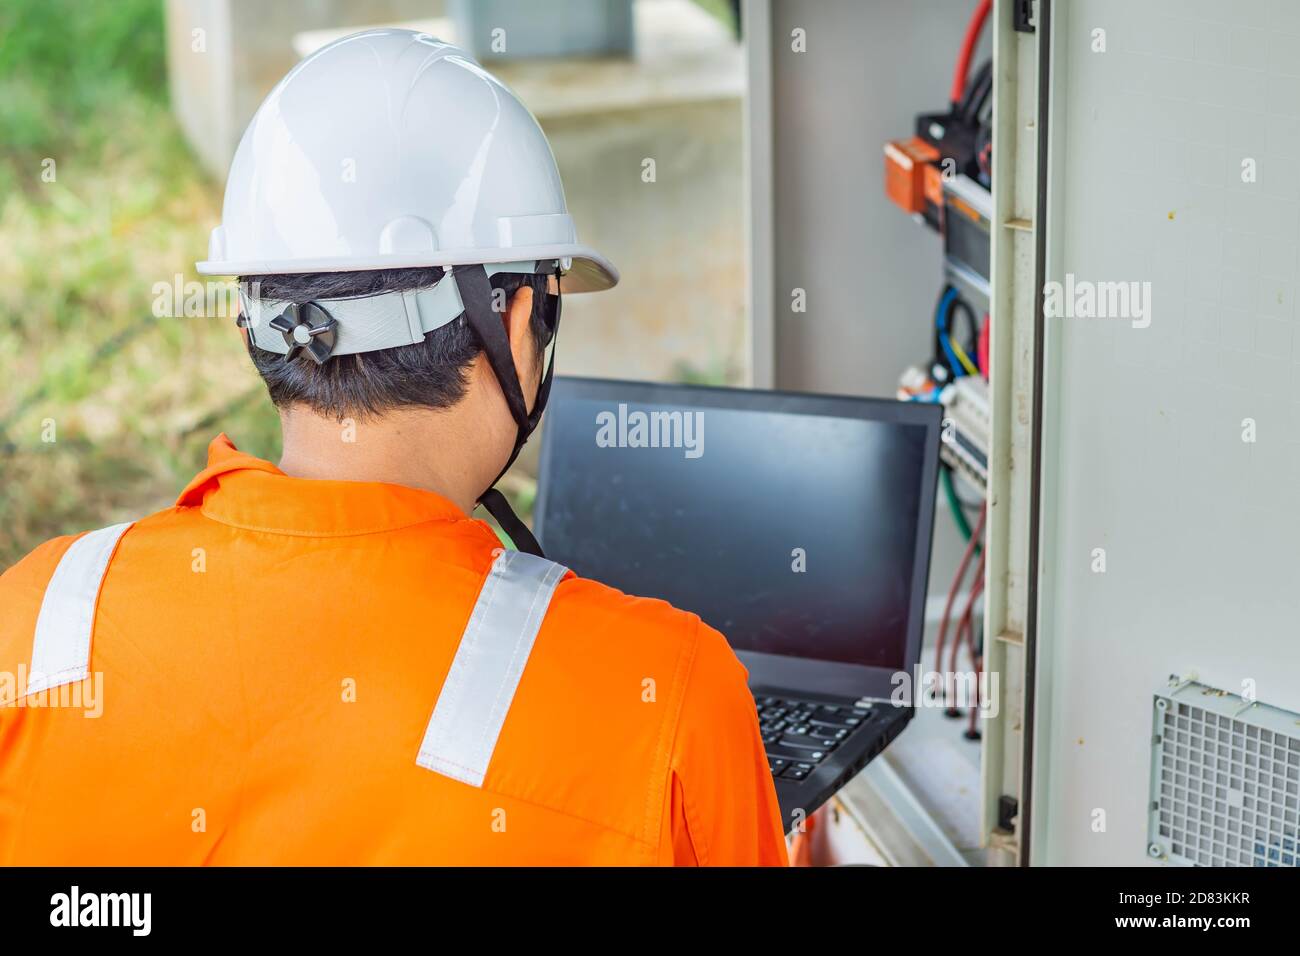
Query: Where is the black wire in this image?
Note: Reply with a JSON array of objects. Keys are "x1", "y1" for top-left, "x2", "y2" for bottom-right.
[
  {"x1": 932, "y1": 284, "x2": 954, "y2": 374},
  {"x1": 960, "y1": 59, "x2": 993, "y2": 126},
  {"x1": 948, "y1": 295, "x2": 981, "y2": 358}
]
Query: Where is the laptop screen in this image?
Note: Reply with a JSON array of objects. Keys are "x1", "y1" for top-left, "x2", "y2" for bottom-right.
[{"x1": 534, "y1": 378, "x2": 942, "y2": 673}]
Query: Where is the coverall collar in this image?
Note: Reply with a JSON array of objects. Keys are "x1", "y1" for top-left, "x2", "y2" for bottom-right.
[{"x1": 176, "y1": 434, "x2": 491, "y2": 539}]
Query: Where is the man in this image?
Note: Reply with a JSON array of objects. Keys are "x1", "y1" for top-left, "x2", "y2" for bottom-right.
[{"x1": 0, "y1": 30, "x2": 787, "y2": 865}]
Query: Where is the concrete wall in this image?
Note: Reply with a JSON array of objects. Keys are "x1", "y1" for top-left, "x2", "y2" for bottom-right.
[{"x1": 543, "y1": 100, "x2": 747, "y2": 385}]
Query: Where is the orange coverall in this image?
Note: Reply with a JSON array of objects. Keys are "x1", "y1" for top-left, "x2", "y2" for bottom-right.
[{"x1": 0, "y1": 436, "x2": 787, "y2": 866}]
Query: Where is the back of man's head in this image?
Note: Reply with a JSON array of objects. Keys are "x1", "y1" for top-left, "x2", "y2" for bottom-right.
[{"x1": 242, "y1": 267, "x2": 551, "y2": 421}]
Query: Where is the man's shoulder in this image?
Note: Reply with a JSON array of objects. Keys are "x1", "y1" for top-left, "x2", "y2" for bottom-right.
[
  {"x1": 0, "y1": 532, "x2": 80, "y2": 586},
  {"x1": 0, "y1": 533, "x2": 84, "y2": 677},
  {"x1": 540, "y1": 571, "x2": 749, "y2": 706},
  {"x1": 546, "y1": 572, "x2": 703, "y2": 657},
  {"x1": 0, "y1": 509, "x2": 185, "y2": 667}
]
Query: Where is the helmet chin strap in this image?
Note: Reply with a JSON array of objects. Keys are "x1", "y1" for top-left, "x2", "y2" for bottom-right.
[{"x1": 452, "y1": 264, "x2": 562, "y2": 557}]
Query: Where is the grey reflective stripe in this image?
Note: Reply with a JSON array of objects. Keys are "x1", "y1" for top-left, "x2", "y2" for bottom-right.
[
  {"x1": 27, "y1": 522, "x2": 132, "y2": 696},
  {"x1": 417, "y1": 549, "x2": 568, "y2": 787}
]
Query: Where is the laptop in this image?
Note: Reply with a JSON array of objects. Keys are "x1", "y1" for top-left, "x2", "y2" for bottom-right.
[{"x1": 534, "y1": 377, "x2": 942, "y2": 832}]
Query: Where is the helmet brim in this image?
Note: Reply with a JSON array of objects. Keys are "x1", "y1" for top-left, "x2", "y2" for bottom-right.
[{"x1": 197, "y1": 244, "x2": 618, "y2": 294}]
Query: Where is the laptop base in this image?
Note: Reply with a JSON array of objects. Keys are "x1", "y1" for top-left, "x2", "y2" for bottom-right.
[{"x1": 752, "y1": 687, "x2": 914, "y2": 833}]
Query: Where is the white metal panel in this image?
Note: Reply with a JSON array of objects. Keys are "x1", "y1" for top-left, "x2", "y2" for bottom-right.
[{"x1": 1036, "y1": 0, "x2": 1300, "y2": 865}]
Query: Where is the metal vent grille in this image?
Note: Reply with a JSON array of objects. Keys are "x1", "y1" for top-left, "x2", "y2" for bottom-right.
[{"x1": 1149, "y1": 681, "x2": 1300, "y2": 867}]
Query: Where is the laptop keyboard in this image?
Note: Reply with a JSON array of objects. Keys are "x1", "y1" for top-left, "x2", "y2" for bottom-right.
[{"x1": 754, "y1": 694, "x2": 874, "y2": 782}]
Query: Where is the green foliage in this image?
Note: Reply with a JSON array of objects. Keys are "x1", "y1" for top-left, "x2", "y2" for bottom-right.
[
  {"x1": 671, "y1": 354, "x2": 739, "y2": 387},
  {"x1": 0, "y1": 0, "x2": 167, "y2": 158},
  {"x1": 0, "y1": 0, "x2": 279, "y2": 570},
  {"x1": 690, "y1": 0, "x2": 738, "y2": 35}
]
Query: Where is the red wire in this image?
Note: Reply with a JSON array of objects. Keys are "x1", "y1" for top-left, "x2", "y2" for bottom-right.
[
  {"x1": 958, "y1": 567, "x2": 986, "y2": 735},
  {"x1": 948, "y1": 563, "x2": 985, "y2": 683},
  {"x1": 950, "y1": 0, "x2": 993, "y2": 106},
  {"x1": 934, "y1": 503, "x2": 986, "y2": 703},
  {"x1": 978, "y1": 312, "x2": 991, "y2": 378}
]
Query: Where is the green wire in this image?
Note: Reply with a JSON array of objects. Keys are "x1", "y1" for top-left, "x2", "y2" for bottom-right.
[{"x1": 942, "y1": 465, "x2": 977, "y2": 544}]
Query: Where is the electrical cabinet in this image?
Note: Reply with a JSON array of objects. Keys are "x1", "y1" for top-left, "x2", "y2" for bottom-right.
[{"x1": 746, "y1": 0, "x2": 1300, "y2": 866}]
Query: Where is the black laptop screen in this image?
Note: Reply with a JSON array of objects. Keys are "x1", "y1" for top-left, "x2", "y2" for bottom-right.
[{"x1": 534, "y1": 380, "x2": 939, "y2": 671}]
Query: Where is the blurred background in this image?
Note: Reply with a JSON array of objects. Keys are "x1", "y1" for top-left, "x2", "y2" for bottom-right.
[
  {"x1": 1, "y1": 0, "x2": 980, "y2": 573},
  {"x1": 0, "y1": 0, "x2": 748, "y2": 568}
]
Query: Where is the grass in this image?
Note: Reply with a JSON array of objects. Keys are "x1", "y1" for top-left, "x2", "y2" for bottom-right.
[{"x1": 0, "y1": 0, "x2": 280, "y2": 570}]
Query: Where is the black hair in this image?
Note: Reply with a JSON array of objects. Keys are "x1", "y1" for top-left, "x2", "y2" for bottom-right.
[{"x1": 240, "y1": 267, "x2": 550, "y2": 421}]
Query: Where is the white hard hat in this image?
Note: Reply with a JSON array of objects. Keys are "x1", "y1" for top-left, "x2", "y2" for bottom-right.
[{"x1": 196, "y1": 28, "x2": 618, "y2": 294}]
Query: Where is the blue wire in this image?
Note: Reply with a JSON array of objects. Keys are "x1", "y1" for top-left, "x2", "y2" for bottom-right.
[{"x1": 935, "y1": 287, "x2": 963, "y2": 376}]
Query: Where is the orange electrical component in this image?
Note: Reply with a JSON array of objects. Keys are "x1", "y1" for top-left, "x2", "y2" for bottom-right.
[
  {"x1": 884, "y1": 136, "x2": 940, "y2": 215},
  {"x1": 923, "y1": 161, "x2": 944, "y2": 210}
]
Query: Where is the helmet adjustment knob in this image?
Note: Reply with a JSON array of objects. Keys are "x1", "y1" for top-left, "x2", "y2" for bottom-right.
[{"x1": 268, "y1": 302, "x2": 338, "y2": 364}]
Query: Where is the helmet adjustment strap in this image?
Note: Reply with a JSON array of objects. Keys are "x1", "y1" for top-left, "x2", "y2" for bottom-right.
[{"x1": 453, "y1": 263, "x2": 563, "y2": 558}]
